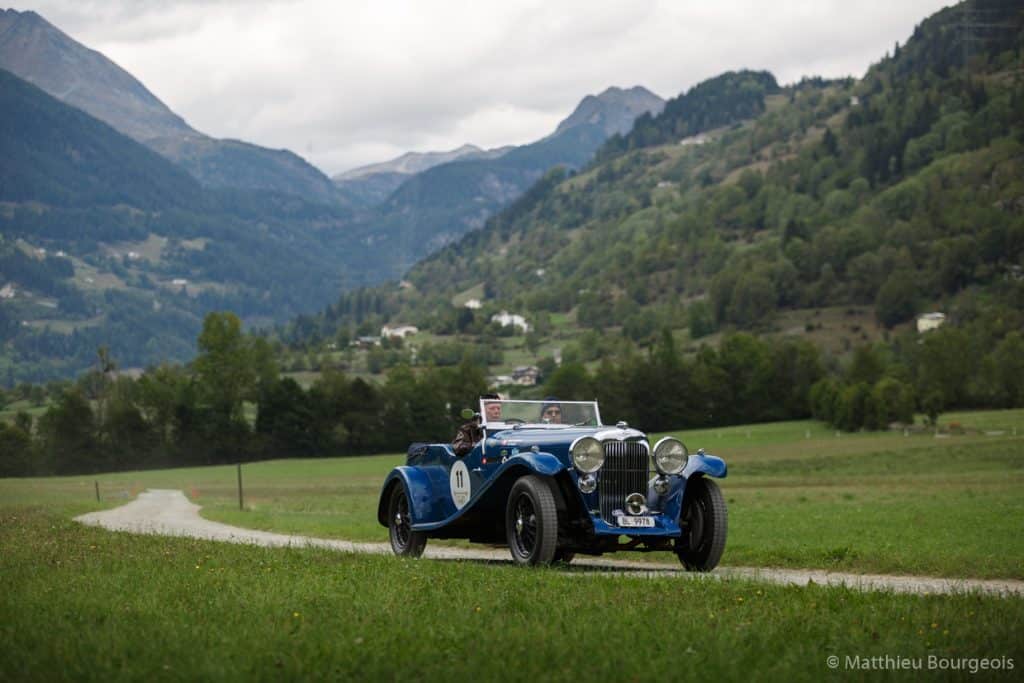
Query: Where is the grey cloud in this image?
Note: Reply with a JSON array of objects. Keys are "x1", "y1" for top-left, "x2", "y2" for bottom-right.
[{"x1": 11, "y1": 0, "x2": 949, "y2": 174}]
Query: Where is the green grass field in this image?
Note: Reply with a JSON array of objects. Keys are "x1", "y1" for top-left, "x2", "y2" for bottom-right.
[
  {"x1": 3, "y1": 409, "x2": 1022, "y2": 579},
  {"x1": 2, "y1": 508, "x2": 1022, "y2": 682},
  {"x1": 3, "y1": 409, "x2": 1023, "y2": 680}
]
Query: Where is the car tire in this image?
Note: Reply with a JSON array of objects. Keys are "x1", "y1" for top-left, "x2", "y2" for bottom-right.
[
  {"x1": 387, "y1": 484, "x2": 427, "y2": 558},
  {"x1": 506, "y1": 475, "x2": 559, "y2": 566},
  {"x1": 675, "y1": 477, "x2": 727, "y2": 572}
]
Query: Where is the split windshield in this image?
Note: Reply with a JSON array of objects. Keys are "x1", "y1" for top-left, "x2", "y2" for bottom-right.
[{"x1": 479, "y1": 399, "x2": 601, "y2": 428}]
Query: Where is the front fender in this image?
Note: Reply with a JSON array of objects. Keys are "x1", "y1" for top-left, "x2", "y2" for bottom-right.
[
  {"x1": 502, "y1": 451, "x2": 566, "y2": 477},
  {"x1": 377, "y1": 466, "x2": 435, "y2": 528},
  {"x1": 683, "y1": 453, "x2": 727, "y2": 479},
  {"x1": 647, "y1": 454, "x2": 727, "y2": 524}
]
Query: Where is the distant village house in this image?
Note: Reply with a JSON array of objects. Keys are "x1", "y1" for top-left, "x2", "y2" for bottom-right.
[
  {"x1": 491, "y1": 311, "x2": 530, "y2": 333},
  {"x1": 351, "y1": 335, "x2": 382, "y2": 348},
  {"x1": 512, "y1": 365, "x2": 540, "y2": 386},
  {"x1": 679, "y1": 133, "x2": 711, "y2": 146},
  {"x1": 916, "y1": 312, "x2": 946, "y2": 333},
  {"x1": 463, "y1": 298, "x2": 482, "y2": 309},
  {"x1": 381, "y1": 323, "x2": 419, "y2": 338}
]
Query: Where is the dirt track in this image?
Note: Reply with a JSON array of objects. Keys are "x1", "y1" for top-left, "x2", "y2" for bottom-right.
[{"x1": 75, "y1": 489, "x2": 1023, "y2": 597}]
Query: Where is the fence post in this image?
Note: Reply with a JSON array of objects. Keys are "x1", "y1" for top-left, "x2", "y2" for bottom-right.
[
  {"x1": 237, "y1": 463, "x2": 244, "y2": 511},
  {"x1": 95, "y1": 480, "x2": 100, "y2": 502}
]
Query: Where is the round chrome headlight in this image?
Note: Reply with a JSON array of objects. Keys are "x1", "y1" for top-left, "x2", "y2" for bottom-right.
[
  {"x1": 653, "y1": 437, "x2": 688, "y2": 475},
  {"x1": 577, "y1": 473, "x2": 597, "y2": 494},
  {"x1": 571, "y1": 436, "x2": 604, "y2": 473}
]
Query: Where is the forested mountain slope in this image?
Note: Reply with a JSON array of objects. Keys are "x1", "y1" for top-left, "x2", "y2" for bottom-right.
[
  {"x1": 292, "y1": 1, "x2": 1023, "y2": 358},
  {"x1": 0, "y1": 69, "x2": 362, "y2": 383}
]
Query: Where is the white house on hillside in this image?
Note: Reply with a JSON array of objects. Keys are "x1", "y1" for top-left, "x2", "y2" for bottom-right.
[
  {"x1": 916, "y1": 312, "x2": 946, "y2": 333},
  {"x1": 381, "y1": 323, "x2": 419, "y2": 338},
  {"x1": 464, "y1": 298, "x2": 482, "y2": 309},
  {"x1": 491, "y1": 311, "x2": 530, "y2": 333}
]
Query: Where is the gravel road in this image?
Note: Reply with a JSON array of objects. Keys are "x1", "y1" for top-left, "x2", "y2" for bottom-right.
[{"x1": 75, "y1": 489, "x2": 1023, "y2": 597}]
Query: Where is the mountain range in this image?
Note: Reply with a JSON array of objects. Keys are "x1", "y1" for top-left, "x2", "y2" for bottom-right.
[
  {"x1": 289, "y1": 0, "x2": 1024, "y2": 374},
  {"x1": 343, "y1": 85, "x2": 665, "y2": 275},
  {"x1": 0, "y1": 8, "x2": 663, "y2": 382},
  {"x1": 0, "y1": 9, "x2": 342, "y2": 205},
  {"x1": 333, "y1": 144, "x2": 513, "y2": 207}
]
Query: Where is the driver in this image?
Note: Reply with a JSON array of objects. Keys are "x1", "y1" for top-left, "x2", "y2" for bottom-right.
[
  {"x1": 484, "y1": 398, "x2": 503, "y2": 423},
  {"x1": 452, "y1": 393, "x2": 499, "y2": 457},
  {"x1": 540, "y1": 397, "x2": 562, "y2": 424}
]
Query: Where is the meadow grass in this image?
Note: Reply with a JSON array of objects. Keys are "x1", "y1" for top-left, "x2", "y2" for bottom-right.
[
  {"x1": 2, "y1": 507, "x2": 1022, "y2": 682},
  {"x1": 2, "y1": 410, "x2": 1022, "y2": 579}
]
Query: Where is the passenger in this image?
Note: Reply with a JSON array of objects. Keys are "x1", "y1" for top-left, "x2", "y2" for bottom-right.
[
  {"x1": 539, "y1": 397, "x2": 562, "y2": 424},
  {"x1": 452, "y1": 393, "x2": 499, "y2": 457}
]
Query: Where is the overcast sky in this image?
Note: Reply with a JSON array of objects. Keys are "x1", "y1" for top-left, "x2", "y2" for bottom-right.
[{"x1": 14, "y1": 0, "x2": 952, "y2": 175}]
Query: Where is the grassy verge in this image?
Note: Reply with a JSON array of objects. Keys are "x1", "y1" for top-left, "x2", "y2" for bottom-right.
[
  {"x1": 3, "y1": 410, "x2": 1022, "y2": 578},
  {"x1": 2, "y1": 507, "x2": 1022, "y2": 682}
]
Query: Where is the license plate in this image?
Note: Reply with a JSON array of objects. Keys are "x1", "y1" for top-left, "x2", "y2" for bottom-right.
[{"x1": 616, "y1": 516, "x2": 655, "y2": 528}]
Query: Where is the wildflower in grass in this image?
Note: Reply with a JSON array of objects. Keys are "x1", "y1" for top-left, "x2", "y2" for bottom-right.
[{"x1": 293, "y1": 612, "x2": 300, "y2": 618}]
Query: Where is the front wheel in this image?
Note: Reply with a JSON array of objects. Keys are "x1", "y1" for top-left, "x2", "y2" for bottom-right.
[
  {"x1": 388, "y1": 484, "x2": 427, "y2": 557},
  {"x1": 506, "y1": 475, "x2": 559, "y2": 566},
  {"x1": 675, "y1": 477, "x2": 727, "y2": 572}
]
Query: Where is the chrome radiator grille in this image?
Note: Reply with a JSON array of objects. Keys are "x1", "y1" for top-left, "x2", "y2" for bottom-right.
[{"x1": 599, "y1": 440, "x2": 650, "y2": 523}]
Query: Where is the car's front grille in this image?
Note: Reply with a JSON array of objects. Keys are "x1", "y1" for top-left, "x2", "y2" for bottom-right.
[{"x1": 599, "y1": 440, "x2": 650, "y2": 524}]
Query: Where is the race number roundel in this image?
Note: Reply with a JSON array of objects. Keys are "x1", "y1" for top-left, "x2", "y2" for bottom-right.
[{"x1": 450, "y1": 460, "x2": 471, "y2": 509}]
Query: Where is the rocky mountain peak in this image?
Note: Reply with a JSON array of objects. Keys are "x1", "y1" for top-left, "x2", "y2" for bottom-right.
[
  {"x1": 554, "y1": 85, "x2": 666, "y2": 137},
  {"x1": 0, "y1": 8, "x2": 194, "y2": 142}
]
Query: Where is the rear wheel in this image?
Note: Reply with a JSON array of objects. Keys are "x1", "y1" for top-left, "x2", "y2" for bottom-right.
[
  {"x1": 388, "y1": 484, "x2": 427, "y2": 557},
  {"x1": 506, "y1": 475, "x2": 559, "y2": 566},
  {"x1": 675, "y1": 477, "x2": 727, "y2": 571}
]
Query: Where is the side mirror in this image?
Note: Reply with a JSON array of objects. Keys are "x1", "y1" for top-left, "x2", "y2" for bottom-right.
[{"x1": 460, "y1": 408, "x2": 477, "y2": 420}]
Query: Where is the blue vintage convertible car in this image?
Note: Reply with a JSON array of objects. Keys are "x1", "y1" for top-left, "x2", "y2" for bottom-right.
[{"x1": 377, "y1": 399, "x2": 727, "y2": 568}]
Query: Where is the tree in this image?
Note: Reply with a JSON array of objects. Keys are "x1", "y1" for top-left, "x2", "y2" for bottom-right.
[
  {"x1": 989, "y1": 332, "x2": 1024, "y2": 407},
  {"x1": 875, "y1": 271, "x2": 918, "y2": 327},
  {"x1": 256, "y1": 377, "x2": 315, "y2": 458},
  {"x1": 0, "y1": 422, "x2": 33, "y2": 476},
  {"x1": 871, "y1": 377, "x2": 916, "y2": 427},
  {"x1": 38, "y1": 388, "x2": 101, "y2": 474},
  {"x1": 193, "y1": 312, "x2": 257, "y2": 424},
  {"x1": 687, "y1": 301, "x2": 715, "y2": 339},
  {"x1": 544, "y1": 362, "x2": 592, "y2": 401}
]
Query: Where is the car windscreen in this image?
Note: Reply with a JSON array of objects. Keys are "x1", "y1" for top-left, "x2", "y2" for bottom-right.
[{"x1": 479, "y1": 400, "x2": 600, "y2": 427}]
